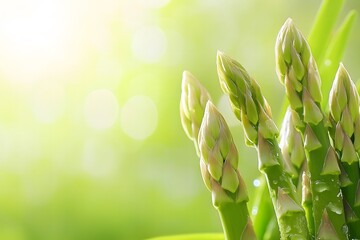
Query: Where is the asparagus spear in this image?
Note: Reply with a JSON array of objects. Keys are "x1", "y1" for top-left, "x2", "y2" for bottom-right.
[
  {"x1": 217, "y1": 51, "x2": 309, "y2": 239},
  {"x1": 328, "y1": 64, "x2": 360, "y2": 239},
  {"x1": 280, "y1": 109, "x2": 314, "y2": 234},
  {"x1": 180, "y1": 71, "x2": 211, "y2": 154},
  {"x1": 180, "y1": 73, "x2": 256, "y2": 240},
  {"x1": 198, "y1": 101, "x2": 256, "y2": 240},
  {"x1": 275, "y1": 18, "x2": 347, "y2": 239},
  {"x1": 279, "y1": 108, "x2": 307, "y2": 186}
]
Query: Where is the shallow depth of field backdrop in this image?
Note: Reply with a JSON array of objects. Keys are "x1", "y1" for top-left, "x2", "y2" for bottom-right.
[{"x1": 0, "y1": 0, "x2": 359, "y2": 239}]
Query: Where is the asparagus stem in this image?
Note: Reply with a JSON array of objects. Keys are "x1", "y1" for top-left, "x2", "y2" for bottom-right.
[
  {"x1": 217, "y1": 51, "x2": 309, "y2": 239},
  {"x1": 252, "y1": 177, "x2": 278, "y2": 239},
  {"x1": 198, "y1": 102, "x2": 256, "y2": 240},
  {"x1": 180, "y1": 71, "x2": 211, "y2": 155},
  {"x1": 218, "y1": 202, "x2": 255, "y2": 240},
  {"x1": 328, "y1": 64, "x2": 360, "y2": 239},
  {"x1": 275, "y1": 18, "x2": 347, "y2": 239},
  {"x1": 263, "y1": 215, "x2": 280, "y2": 240}
]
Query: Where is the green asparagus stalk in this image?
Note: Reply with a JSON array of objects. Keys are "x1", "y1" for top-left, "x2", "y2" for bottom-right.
[
  {"x1": 198, "y1": 101, "x2": 256, "y2": 240},
  {"x1": 328, "y1": 64, "x2": 360, "y2": 239},
  {"x1": 180, "y1": 71, "x2": 211, "y2": 154},
  {"x1": 280, "y1": 108, "x2": 313, "y2": 234},
  {"x1": 260, "y1": 2, "x2": 357, "y2": 236},
  {"x1": 275, "y1": 18, "x2": 347, "y2": 239},
  {"x1": 251, "y1": 178, "x2": 279, "y2": 239},
  {"x1": 263, "y1": 216, "x2": 280, "y2": 240},
  {"x1": 180, "y1": 73, "x2": 255, "y2": 240},
  {"x1": 217, "y1": 51, "x2": 309, "y2": 239}
]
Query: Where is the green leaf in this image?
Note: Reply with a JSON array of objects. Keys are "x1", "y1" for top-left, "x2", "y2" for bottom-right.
[
  {"x1": 147, "y1": 233, "x2": 224, "y2": 240},
  {"x1": 308, "y1": 0, "x2": 345, "y2": 62}
]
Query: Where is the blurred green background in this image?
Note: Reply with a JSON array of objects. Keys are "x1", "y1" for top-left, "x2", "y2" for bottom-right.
[{"x1": 0, "y1": 0, "x2": 359, "y2": 239}]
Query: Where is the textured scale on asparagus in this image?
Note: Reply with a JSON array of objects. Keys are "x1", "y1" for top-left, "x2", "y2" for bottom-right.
[
  {"x1": 280, "y1": 110, "x2": 313, "y2": 234},
  {"x1": 279, "y1": 108, "x2": 307, "y2": 185},
  {"x1": 198, "y1": 101, "x2": 256, "y2": 240},
  {"x1": 328, "y1": 64, "x2": 360, "y2": 239},
  {"x1": 275, "y1": 18, "x2": 347, "y2": 239},
  {"x1": 180, "y1": 71, "x2": 211, "y2": 154},
  {"x1": 217, "y1": 51, "x2": 309, "y2": 239}
]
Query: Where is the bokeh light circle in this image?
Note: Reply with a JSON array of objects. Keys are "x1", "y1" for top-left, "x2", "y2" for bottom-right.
[
  {"x1": 253, "y1": 179, "x2": 261, "y2": 187},
  {"x1": 121, "y1": 95, "x2": 158, "y2": 140},
  {"x1": 84, "y1": 89, "x2": 119, "y2": 130}
]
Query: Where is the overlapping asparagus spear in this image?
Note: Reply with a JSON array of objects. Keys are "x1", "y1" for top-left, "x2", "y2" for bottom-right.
[
  {"x1": 179, "y1": 10, "x2": 359, "y2": 239},
  {"x1": 279, "y1": 108, "x2": 307, "y2": 187},
  {"x1": 198, "y1": 101, "x2": 256, "y2": 240},
  {"x1": 275, "y1": 18, "x2": 347, "y2": 239},
  {"x1": 280, "y1": 108, "x2": 313, "y2": 234},
  {"x1": 217, "y1": 51, "x2": 309, "y2": 239},
  {"x1": 328, "y1": 64, "x2": 360, "y2": 239},
  {"x1": 180, "y1": 72, "x2": 256, "y2": 240},
  {"x1": 180, "y1": 71, "x2": 211, "y2": 155}
]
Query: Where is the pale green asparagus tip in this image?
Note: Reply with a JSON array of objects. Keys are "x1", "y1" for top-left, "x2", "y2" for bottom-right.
[
  {"x1": 180, "y1": 71, "x2": 211, "y2": 150},
  {"x1": 216, "y1": 51, "x2": 278, "y2": 145},
  {"x1": 275, "y1": 18, "x2": 323, "y2": 126},
  {"x1": 198, "y1": 101, "x2": 248, "y2": 207},
  {"x1": 301, "y1": 171, "x2": 312, "y2": 205},
  {"x1": 279, "y1": 108, "x2": 306, "y2": 175},
  {"x1": 275, "y1": 18, "x2": 309, "y2": 82},
  {"x1": 329, "y1": 64, "x2": 360, "y2": 156}
]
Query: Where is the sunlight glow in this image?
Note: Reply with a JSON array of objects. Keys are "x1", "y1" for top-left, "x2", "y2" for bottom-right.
[
  {"x1": 132, "y1": 26, "x2": 167, "y2": 63},
  {"x1": 82, "y1": 138, "x2": 117, "y2": 177},
  {"x1": 136, "y1": 0, "x2": 170, "y2": 9},
  {"x1": 121, "y1": 96, "x2": 158, "y2": 140},
  {"x1": 30, "y1": 81, "x2": 66, "y2": 124},
  {"x1": 84, "y1": 89, "x2": 119, "y2": 130},
  {"x1": 96, "y1": 58, "x2": 123, "y2": 88},
  {"x1": 0, "y1": 1, "x2": 73, "y2": 83}
]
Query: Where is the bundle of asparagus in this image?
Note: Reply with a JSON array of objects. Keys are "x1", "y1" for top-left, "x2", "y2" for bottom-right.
[{"x1": 180, "y1": 17, "x2": 360, "y2": 240}]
